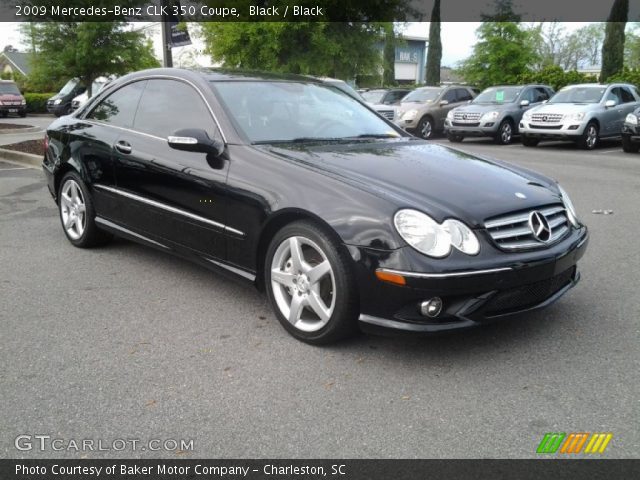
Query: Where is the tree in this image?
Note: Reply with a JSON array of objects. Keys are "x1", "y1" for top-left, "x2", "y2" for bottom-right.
[
  {"x1": 624, "y1": 24, "x2": 640, "y2": 68},
  {"x1": 601, "y1": 0, "x2": 629, "y2": 81},
  {"x1": 425, "y1": 0, "x2": 442, "y2": 85},
  {"x1": 199, "y1": 22, "x2": 386, "y2": 79},
  {"x1": 458, "y1": 1, "x2": 538, "y2": 89},
  {"x1": 21, "y1": 22, "x2": 159, "y2": 95},
  {"x1": 382, "y1": 23, "x2": 396, "y2": 85}
]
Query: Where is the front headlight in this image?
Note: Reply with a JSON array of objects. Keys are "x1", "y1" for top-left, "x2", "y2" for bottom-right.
[
  {"x1": 557, "y1": 184, "x2": 580, "y2": 228},
  {"x1": 54, "y1": 99, "x2": 62, "y2": 105},
  {"x1": 625, "y1": 113, "x2": 639, "y2": 126},
  {"x1": 564, "y1": 112, "x2": 585, "y2": 121},
  {"x1": 394, "y1": 209, "x2": 479, "y2": 258},
  {"x1": 402, "y1": 109, "x2": 418, "y2": 121},
  {"x1": 523, "y1": 111, "x2": 532, "y2": 121},
  {"x1": 21, "y1": 99, "x2": 26, "y2": 105},
  {"x1": 480, "y1": 111, "x2": 499, "y2": 122},
  {"x1": 446, "y1": 110, "x2": 454, "y2": 120}
]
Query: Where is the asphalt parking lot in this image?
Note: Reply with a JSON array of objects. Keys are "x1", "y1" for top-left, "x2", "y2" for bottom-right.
[{"x1": 1, "y1": 128, "x2": 639, "y2": 459}]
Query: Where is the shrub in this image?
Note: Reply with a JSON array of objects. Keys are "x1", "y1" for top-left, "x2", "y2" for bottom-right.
[
  {"x1": 24, "y1": 93, "x2": 55, "y2": 114},
  {"x1": 608, "y1": 68, "x2": 640, "y2": 89},
  {"x1": 517, "y1": 65, "x2": 597, "y2": 91}
]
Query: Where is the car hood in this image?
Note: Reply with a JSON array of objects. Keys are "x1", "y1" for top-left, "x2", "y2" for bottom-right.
[
  {"x1": 261, "y1": 140, "x2": 561, "y2": 227},
  {"x1": 454, "y1": 103, "x2": 514, "y2": 114},
  {"x1": 529, "y1": 103, "x2": 595, "y2": 114},
  {"x1": 397, "y1": 101, "x2": 436, "y2": 115}
]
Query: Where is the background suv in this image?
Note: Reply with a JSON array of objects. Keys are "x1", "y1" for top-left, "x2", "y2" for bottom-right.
[
  {"x1": 0, "y1": 80, "x2": 27, "y2": 118},
  {"x1": 445, "y1": 84, "x2": 554, "y2": 145},
  {"x1": 622, "y1": 106, "x2": 640, "y2": 153},
  {"x1": 362, "y1": 88, "x2": 411, "y2": 122},
  {"x1": 396, "y1": 85, "x2": 477, "y2": 139},
  {"x1": 519, "y1": 83, "x2": 640, "y2": 149}
]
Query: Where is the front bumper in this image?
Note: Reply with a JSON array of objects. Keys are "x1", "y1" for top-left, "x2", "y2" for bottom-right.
[
  {"x1": 519, "y1": 119, "x2": 587, "y2": 140},
  {"x1": 622, "y1": 123, "x2": 640, "y2": 143},
  {"x1": 350, "y1": 227, "x2": 588, "y2": 334},
  {"x1": 46, "y1": 102, "x2": 68, "y2": 116},
  {"x1": 445, "y1": 119, "x2": 499, "y2": 137},
  {"x1": 0, "y1": 104, "x2": 26, "y2": 115}
]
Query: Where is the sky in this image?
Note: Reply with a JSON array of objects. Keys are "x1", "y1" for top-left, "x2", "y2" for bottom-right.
[{"x1": 0, "y1": 21, "x2": 594, "y2": 69}]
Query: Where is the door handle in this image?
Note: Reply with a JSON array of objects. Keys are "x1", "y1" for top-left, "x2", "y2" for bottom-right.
[{"x1": 115, "y1": 141, "x2": 132, "y2": 154}]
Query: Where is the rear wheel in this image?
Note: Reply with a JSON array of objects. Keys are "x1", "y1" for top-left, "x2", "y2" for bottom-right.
[
  {"x1": 265, "y1": 221, "x2": 358, "y2": 344},
  {"x1": 521, "y1": 135, "x2": 539, "y2": 147},
  {"x1": 494, "y1": 119, "x2": 513, "y2": 145},
  {"x1": 447, "y1": 132, "x2": 464, "y2": 143},
  {"x1": 58, "y1": 172, "x2": 111, "y2": 248},
  {"x1": 417, "y1": 116, "x2": 435, "y2": 139},
  {"x1": 578, "y1": 121, "x2": 599, "y2": 150},
  {"x1": 622, "y1": 135, "x2": 640, "y2": 153}
]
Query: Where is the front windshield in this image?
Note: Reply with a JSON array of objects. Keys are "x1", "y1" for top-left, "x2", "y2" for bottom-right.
[
  {"x1": 473, "y1": 86, "x2": 521, "y2": 104},
  {"x1": 210, "y1": 81, "x2": 402, "y2": 143},
  {"x1": 361, "y1": 90, "x2": 386, "y2": 103},
  {"x1": 549, "y1": 86, "x2": 605, "y2": 104},
  {"x1": 0, "y1": 83, "x2": 20, "y2": 95},
  {"x1": 402, "y1": 88, "x2": 442, "y2": 103},
  {"x1": 59, "y1": 79, "x2": 79, "y2": 95}
]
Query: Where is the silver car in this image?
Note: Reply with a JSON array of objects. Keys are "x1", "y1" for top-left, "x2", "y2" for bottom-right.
[
  {"x1": 444, "y1": 85, "x2": 554, "y2": 145},
  {"x1": 519, "y1": 83, "x2": 640, "y2": 149}
]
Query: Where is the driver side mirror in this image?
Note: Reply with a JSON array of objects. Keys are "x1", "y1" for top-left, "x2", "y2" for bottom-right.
[
  {"x1": 520, "y1": 99, "x2": 530, "y2": 107},
  {"x1": 168, "y1": 128, "x2": 224, "y2": 157},
  {"x1": 604, "y1": 99, "x2": 616, "y2": 108},
  {"x1": 439, "y1": 100, "x2": 449, "y2": 106}
]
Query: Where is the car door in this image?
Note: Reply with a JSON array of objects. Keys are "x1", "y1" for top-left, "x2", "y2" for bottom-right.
[
  {"x1": 112, "y1": 78, "x2": 229, "y2": 260},
  {"x1": 601, "y1": 87, "x2": 624, "y2": 136},
  {"x1": 436, "y1": 88, "x2": 460, "y2": 129},
  {"x1": 78, "y1": 80, "x2": 147, "y2": 221},
  {"x1": 616, "y1": 87, "x2": 639, "y2": 134}
]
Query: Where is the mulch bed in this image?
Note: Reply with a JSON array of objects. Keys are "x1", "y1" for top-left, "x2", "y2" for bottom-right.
[
  {"x1": 0, "y1": 123, "x2": 30, "y2": 130},
  {"x1": 1, "y1": 139, "x2": 44, "y2": 156}
]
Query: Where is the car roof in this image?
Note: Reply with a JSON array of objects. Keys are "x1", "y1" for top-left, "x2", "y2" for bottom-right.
[
  {"x1": 121, "y1": 67, "x2": 326, "y2": 84},
  {"x1": 561, "y1": 83, "x2": 634, "y2": 88}
]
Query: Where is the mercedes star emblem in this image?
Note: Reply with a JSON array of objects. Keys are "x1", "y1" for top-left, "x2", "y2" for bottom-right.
[{"x1": 529, "y1": 211, "x2": 552, "y2": 242}]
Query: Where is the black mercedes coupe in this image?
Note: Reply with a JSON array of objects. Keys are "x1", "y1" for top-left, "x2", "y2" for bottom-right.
[{"x1": 43, "y1": 68, "x2": 588, "y2": 344}]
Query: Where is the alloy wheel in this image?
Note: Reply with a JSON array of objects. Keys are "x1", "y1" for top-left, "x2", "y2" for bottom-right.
[
  {"x1": 270, "y1": 236, "x2": 336, "y2": 332},
  {"x1": 420, "y1": 119, "x2": 433, "y2": 139},
  {"x1": 586, "y1": 125, "x2": 598, "y2": 149},
  {"x1": 500, "y1": 123, "x2": 512, "y2": 144},
  {"x1": 59, "y1": 179, "x2": 86, "y2": 240}
]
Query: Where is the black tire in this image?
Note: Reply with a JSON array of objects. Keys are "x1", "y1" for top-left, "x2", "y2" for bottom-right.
[
  {"x1": 265, "y1": 221, "x2": 359, "y2": 344},
  {"x1": 622, "y1": 135, "x2": 640, "y2": 153},
  {"x1": 19, "y1": 111, "x2": 27, "y2": 118},
  {"x1": 417, "y1": 116, "x2": 435, "y2": 139},
  {"x1": 58, "y1": 171, "x2": 112, "y2": 248},
  {"x1": 521, "y1": 135, "x2": 539, "y2": 147},
  {"x1": 447, "y1": 132, "x2": 464, "y2": 143},
  {"x1": 0, "y1": 111, "x2": 7, "y2": 118},
  {"x1": 577, "y1": 121, "x2": 599, "y2": 150},
  {"x1": 494, "y1": 119, "x2": 513, "y2": 145}
]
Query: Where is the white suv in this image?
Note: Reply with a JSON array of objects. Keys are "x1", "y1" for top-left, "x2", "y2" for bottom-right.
[{"x1": 519, "y1": 83, "x2": 640, "y2": 149}]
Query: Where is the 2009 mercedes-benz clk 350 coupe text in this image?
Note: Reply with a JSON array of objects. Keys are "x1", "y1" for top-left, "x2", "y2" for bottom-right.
[{"x1": 43, "y1": 69, "x2": 588, "y2": 344}]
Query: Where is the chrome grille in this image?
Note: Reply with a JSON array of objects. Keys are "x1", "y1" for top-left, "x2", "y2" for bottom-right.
[
  {"x1": 485, "y1": 205, "x2": 570, "y2": 251},
  {"x1": 531, "y1": 113, "x2": 563, "y2": 123},
  {"x1": 453, "y1": 112, "x2": 481, "y2": 122},
  {"x1": 377, "y1": 109, "x2": 395, "y2": 121}
]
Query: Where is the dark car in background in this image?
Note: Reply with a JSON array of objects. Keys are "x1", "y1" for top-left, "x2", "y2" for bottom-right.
[
  {"x1": 396, "y1": 85, "x2": 477, "y2": 139},
  {"x1": 0, "y1": 80, "x2": 27, "y2": 117},
  {"x1": 445, "y1": 85, "x2": 554, "y2": 145},
  {"x1": 622, "y1": 107, "x2": 640, "y2": 153},
  {"x1": 362, "y1": 88, "x2": 411, "y2": 122},
  {"x1": 47, "y1": 78, "x2": 86, "y2": 116},
  {"x1": 43, "y1": 68, "x2": 588, "y2": 344}
]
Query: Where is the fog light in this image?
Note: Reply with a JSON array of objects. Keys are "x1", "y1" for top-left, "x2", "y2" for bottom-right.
[{"x1": 420, "y1": 297, "x2": 443, "y2": 318}]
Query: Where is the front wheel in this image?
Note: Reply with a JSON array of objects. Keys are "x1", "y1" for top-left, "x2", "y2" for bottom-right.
[
  {"x1": 58, "y1": 172, "x2": 111, "y2": 248},
  {"x1": 265, "y1": 221, "x2": 358, "y2": 344},
  {"x1": 494, "y1": 119, "x2": 513, "y2": 145},
  {"x1": 521, "y1": 135, "x2": 539, "y2": 147},
  {"x1": 417, "y1": 116, "x2": 435, "y2": 139},
  {"x1": 622, "y1": 135, "x2": 640, "y2": 153},
  {"x1": 578, "y1": 122, "x2": 599, "y2": 150}
]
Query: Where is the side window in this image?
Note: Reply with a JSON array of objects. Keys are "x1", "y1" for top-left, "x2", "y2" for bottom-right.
[
  {"x1": 456, "y1": 88, "x2": 473, "y2": 102},
  {"x1": 535, "y1": 88, "x2": 550, "y2": 102},
  {"x1": 619, "y1": 87, "x2": 635, "y2": 103},
  {"x1": 442, "y1": 89, "x2": 457, "y2": 103},
  {"x1": 133, "y1": 79, "x2": 219, "y2": 139},
  {"x1": 520, "y1": 89, "x2": 536, "y2": 103},
  {"x1": 606, "y1": 88, "x2": 623, "y2": 104},
  {"x1": 86, "y1": 81, "x2": 146, "y2": 128}
]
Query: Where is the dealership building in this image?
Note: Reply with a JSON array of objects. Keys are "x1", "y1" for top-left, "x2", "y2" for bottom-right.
[{"x1": 390, "y1": 35, "x2": 428, "y2": 84}]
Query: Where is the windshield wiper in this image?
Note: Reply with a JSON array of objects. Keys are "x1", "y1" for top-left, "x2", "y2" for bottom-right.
[
  {"x1": 254, "y1": 137, "x2": 345, "y2": 145},
  {"x1": 348, "y1": 133, "x2": 401, "y2": 139}
]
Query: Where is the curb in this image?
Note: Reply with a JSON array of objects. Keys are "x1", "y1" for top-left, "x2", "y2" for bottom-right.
[
  {"x1": 0, "y1": 148, "x2": 42, "y2": 168},
  {"x1": 0, "y1": 126, "x2": 42, "y2": 134}
]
